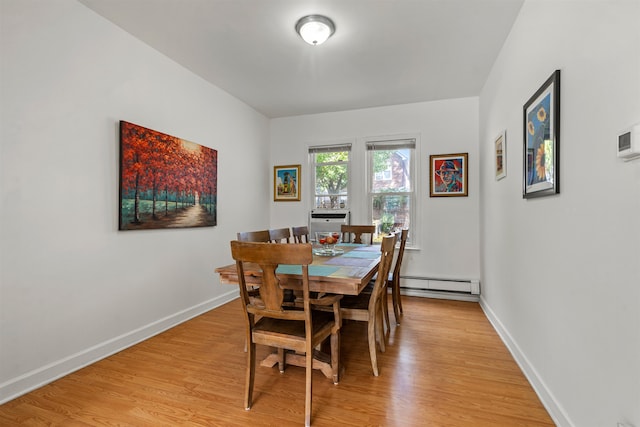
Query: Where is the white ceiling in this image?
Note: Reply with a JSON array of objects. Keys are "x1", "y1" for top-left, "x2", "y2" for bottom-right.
[{"x1": 79, "y1": 0, "x2": 524, "y2": 118}]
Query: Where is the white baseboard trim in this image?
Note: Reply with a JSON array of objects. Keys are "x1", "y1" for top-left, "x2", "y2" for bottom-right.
[
  {"x1": 402, "y1": 287, "x2": 479, "y2": 302},
  {"x1": 0, "y1": 290, "x2": 239, "y2": 404},
  {"x1": 479, "y1": 295, "x2": 573, "y2": 427},
  {"x1": 402, "y1": 276, "x2": 480, "y2": 295}
]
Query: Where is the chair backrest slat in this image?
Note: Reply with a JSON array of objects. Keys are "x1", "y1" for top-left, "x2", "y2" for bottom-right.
[
  {"x1": 369, "y1": 234, "x2": 397, "y2": 310},
  {"x1": 392, "y1": 229, "x2": 409, "y2": 281},
  {"x1": 341, "y1": 224, "x2": 375, "y2": 244},
  {"x1": 237, "y1": 230, "x2": 271, "y2": 243},
  {"x1": 291, "y1": 226, "x2": 310, "y2": 243},
  {"x1": 231, "y1": 241, "x2": 313, "y2": 315},
  {"x1": 268, "y1": 227, "x2": 291, "y2": 243}
]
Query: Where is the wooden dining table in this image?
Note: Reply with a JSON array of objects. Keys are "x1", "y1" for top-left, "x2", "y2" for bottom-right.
[
  {"x1": 215, "y1": 242, "x2": 381, "y2": 379},
  {"x1": 215, "y1": 243, "x2": 381, "y2": 296}
]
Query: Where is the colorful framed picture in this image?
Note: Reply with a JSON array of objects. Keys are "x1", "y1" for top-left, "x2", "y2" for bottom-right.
[
  {"x1": 523, "y1": 70, "x2": 560, "y2": 198},
  {"x1": 119, "y1": 121, "x2": 217, "y2": 230},
  {"x1": 429, "y1": 153, "x2": 468, "y2": 197},
  {"x1": 274, "y1": 164, "x2": 301, "y2": 201},
  {"x1": 495, "y1": 130, "x2": 507, "y2": 180}
]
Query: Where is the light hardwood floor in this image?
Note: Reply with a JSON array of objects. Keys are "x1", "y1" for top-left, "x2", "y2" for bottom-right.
[{"x1": 0, "y1": 297, "x2": 555, "y2": 426}]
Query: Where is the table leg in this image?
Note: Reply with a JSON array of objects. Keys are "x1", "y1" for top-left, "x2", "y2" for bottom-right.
[{"x1": 261, "y1": 349, "x2": 336, "y2": 380}]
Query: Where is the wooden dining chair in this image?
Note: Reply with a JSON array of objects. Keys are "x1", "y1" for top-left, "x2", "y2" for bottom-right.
[
  {"x1": 236, "y1": 230, "x2": 271, "y2": 321},
  {"x1": 341, "y1": 224, "x2": 375, "y2": 244},
  {"x1": 338, "y1": 233, "x2": 396, "y2": 376},
  {"x1": 372, "y1": 229, "x2": 410, "y2": 330},
  {"x1": 237, "y1": 230, "x2": 271, "y2": 242},
  {"x1": 291, "y1": 225, "x2": 310, "y2": 243},
  {"x1": 388, "y1": 229, "x2": 409, "y2": 324},
  {"x1": 268, "y1": 227, "x2": 291, "y2": 243},
  {"x1": 230, "y1": 241, "x2": 342, "y2": 427}
]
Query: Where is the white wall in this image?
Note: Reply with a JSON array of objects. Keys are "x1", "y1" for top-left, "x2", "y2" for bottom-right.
[
  {"x1": 4, "y1": 1, "x2": 638, "y2": 424},
  {"x1": 479, "y1": 1, "x2": 640, "y2": 426},
  {"x1": 270, "y1": 99, "x2": 481, "y2": 283},
  {"x1": 0, "y1": 0, "x2": 269, "y2": 402}
]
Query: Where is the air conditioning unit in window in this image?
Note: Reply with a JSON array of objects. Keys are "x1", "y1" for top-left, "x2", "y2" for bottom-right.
[
  {"x1": 618, "y1": 123, "x2": 640, "y2": 161},
  {"x1": 308, "y1": 209, "x2": 349, "y2": 241}
]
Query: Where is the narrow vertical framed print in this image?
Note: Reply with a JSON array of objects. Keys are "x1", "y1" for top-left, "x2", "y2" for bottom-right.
[
  {"x1": 495, "y1": 130, "x2": 506, "y2": 180},
  {"x1": 523, "y1": 70, "x2": 560, "y2": 198}
]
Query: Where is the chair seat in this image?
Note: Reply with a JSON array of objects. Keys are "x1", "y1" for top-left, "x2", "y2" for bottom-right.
[
  {"x1": 339, "y1": 294, "x2": 370, "y2": 310},
  {"x1": 362, "y1": 272, "x2": 392, "y2": 293},
  {"x1": 361, "y1": 282, "x2": 374, "y2": 294},
  {"x1": 253, "y1": 310, "x2": 337, "y2": 352}
]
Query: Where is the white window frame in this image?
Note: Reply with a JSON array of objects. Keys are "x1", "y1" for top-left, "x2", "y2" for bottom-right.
[
  {"x1": 365, "y1": 136, "x2": 417, "y2": 246},
  {"x1": 308, "y1": 143, "x2": 352, "y2": 210}
]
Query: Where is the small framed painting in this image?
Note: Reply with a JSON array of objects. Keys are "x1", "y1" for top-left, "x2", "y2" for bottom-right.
[
  {"x1": 274, "y1": 164, "x2": 301, "y2": 201},
  {"x1": 523, "y1": 69, "x2": 560, "y2": 198},
  {"x1": 495, "y1": 130, "x2": 507, "y2": 180},
  {"x1": 429, "y1": 153, "x2": 468, "y2": 197}
]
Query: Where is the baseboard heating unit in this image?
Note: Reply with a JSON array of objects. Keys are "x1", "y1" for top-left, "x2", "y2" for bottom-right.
[{"x1": 400, "y1": 276, "x2": 480, "y2": 302}]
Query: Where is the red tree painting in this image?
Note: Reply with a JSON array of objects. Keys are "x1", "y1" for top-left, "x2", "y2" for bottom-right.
[{"x1": 119, "y1": 121, "x2": 217, "y2": 230}]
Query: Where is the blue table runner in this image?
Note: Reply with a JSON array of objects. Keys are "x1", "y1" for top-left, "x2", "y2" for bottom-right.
[
  {"x1": 276, "y1": 265, "x2": 340, "y2": 276},
  {"x1": 341, "y1": 250, "x2": 380, "y2": 259}
]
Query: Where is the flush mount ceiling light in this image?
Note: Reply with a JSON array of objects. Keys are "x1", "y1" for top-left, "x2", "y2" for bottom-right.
[{"x1": 295, "y1": 15, "x2": 335, "y2": 46}]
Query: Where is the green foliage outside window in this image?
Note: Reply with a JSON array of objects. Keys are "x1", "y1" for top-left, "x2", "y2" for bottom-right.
[{"x1": 314, "y1": 151, "x2": 349, "y2": 209}]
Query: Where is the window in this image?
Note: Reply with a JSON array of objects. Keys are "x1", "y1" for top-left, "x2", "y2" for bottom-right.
[
  {"x1": 366, "y1": 139, "x2": 415, "y2": 242},
  {"x1": 309, "y1": 144, "x2": 351, "y2": 209}
]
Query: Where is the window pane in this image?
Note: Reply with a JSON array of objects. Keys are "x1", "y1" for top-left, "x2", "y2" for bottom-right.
[
  {"x1": 315, "y1": 164, "x2": 348, "y2": 193},
  {"x1": 368, "y1": 138, "x2": 415, "y2": 245},
  {"x1": 315, "y1": 151, "x2": 349, "y2": 164},
  {"x1": 315, "y1": 195, "x2": 348, "y2": 209},
  {"x1": 372, "y1": 195, "x2": 410, "y2": 240},
  {"x1": 310, "y1": 145, "x2": 350, "y2": 210},
  {"x1": 371, "y1": 149, "x2": 411, "y2": 193}
]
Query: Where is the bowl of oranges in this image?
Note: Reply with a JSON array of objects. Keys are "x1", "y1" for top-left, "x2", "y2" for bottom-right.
[{"x1": 314, "y1": 232, "x2": 343, "y2": 256}]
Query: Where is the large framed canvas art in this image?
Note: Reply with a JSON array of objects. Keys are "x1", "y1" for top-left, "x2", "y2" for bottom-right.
[{"x1": 119, "y1": 121, "x2": 217, "y2": 230}]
